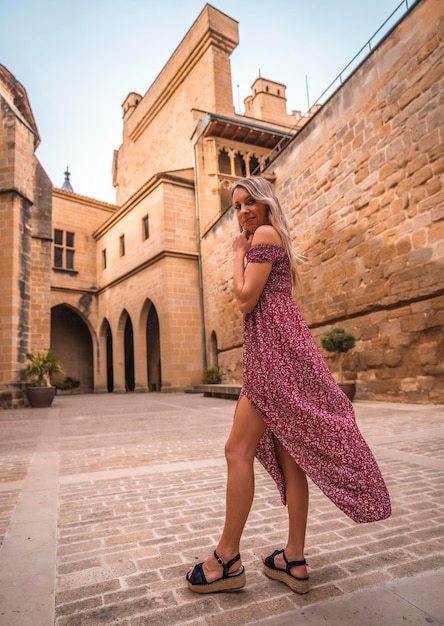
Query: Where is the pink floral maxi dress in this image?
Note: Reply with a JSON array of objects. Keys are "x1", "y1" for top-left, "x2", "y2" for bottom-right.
[{"x1": 240, "y1": 244, "x2": 391, "y2": 523}]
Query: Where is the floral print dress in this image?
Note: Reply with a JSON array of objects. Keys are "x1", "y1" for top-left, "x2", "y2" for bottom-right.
[{"x1": 240, "y1": 244, "x2": 391, "y2": 523}]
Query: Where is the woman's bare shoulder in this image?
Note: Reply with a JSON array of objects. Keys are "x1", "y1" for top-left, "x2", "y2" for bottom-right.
[{"x1": 252, "y1": 225, "x2": 282, "y2": 246}]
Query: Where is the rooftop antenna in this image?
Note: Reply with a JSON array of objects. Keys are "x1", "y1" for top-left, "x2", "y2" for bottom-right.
[
  {"x1": 236, "y1": 84, "x2": 241, "y2": 113},
  {"x1": 305, "y1": 75, "x2": 310, "y2": 110}
]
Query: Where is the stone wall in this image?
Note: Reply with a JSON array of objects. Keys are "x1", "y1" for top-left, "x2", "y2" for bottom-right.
[
  {"x1": 201, "y1": 209, "x2": 244, "y2": 382},
  {"x1": 202, "y1": 0, "x2": 444, "y2": 402},
  {"x1": 50, "y1": 189, "x2": 118, "y2": 394},
  {"x1": 92, "y1": 175, "x2": 202, "y2": 392},
  {"x1": 114, "y1": 5, "x2": 239, "y2": 206},
  {"x1": 0, "y1": 65, "x2": 50, "y2": 406},
  {"x1": 2, "y1": 1, "x2": 442, "y2": 406},
  {"x1": 52, "y1": 188, "x2": 116, "y2": 292},
  {"x1": 29, "y1": 161, "x2": 53, "y2": 355},
  {"x1": 50, "y1": 173, "x2": 204, "y2": 394}
]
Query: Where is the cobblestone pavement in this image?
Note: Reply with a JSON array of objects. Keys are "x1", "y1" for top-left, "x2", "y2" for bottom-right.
[{"x1": 0, "y1": 393, "x2": 443, "y2": 625}]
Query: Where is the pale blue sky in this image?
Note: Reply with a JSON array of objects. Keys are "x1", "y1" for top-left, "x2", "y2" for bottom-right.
[{"x1": 1, "y1": 0, "x2": 411, "y2": 203}]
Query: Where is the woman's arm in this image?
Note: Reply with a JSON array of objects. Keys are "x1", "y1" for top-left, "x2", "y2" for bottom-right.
[{"x1": 233, "y1": 225, "x2": 282, "y2": 314}]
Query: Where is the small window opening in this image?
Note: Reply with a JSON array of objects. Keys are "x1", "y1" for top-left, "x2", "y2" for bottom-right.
[{"x1": 142, "y1": 215, "x2": 150, "y2": 240}]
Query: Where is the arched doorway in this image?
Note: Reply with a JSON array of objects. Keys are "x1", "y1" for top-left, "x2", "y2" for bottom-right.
[
  {"x1": 124, "y1": 315, "x2": 135, "y2": 392},
  {"x1": 210, "y1": 331, "x2": 219, "y2": 370},
  {"x1": 146, "y1": 303, "x2": 161, "y2": 391},
  {"x1": 106, "y1": 323, "x2": 113, "y2": 392},
  {"x1": 51, "y1": 304, "x2": 94, "y2": 392},
  {"x1": 100, "y1": 318, "x2": 114, "y2": 392}
]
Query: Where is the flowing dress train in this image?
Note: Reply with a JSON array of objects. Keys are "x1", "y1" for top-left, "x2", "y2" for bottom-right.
[{"x1": 240, "y1": 244, "x2": 391, "y2": 523}]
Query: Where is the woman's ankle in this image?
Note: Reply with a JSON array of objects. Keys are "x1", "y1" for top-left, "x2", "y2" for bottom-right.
[
  {"x1": 284, "y1": 545, "x2": 305, "y2": 562},
  {"x1": 214, "y1": 547, "x2": 242, "y2": 571}
]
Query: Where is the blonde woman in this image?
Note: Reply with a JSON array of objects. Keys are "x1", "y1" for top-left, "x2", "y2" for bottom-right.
[{"x1": 186, "y1": 176, "x2": 390, "y2": 594}]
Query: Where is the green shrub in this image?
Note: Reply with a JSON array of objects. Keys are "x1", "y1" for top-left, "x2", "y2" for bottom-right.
[
  {"x1": 320, "y1": 328, "x2": 355, "y2": 383},
  {"x1": 202, "y1": 368, "x2": 222, "y2": 384},
  {"x1": 55, "y1": 376, "x2": 80, "y2": 391}
]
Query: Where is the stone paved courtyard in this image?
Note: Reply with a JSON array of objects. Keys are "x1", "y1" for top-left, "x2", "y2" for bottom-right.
[{"x1": 0, "y1": 392, "x2": 443, "y2": 625}]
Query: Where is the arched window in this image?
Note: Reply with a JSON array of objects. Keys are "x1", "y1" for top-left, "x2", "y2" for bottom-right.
[
  {"x1": 234, "y1": 152, "x2": 246, "y2": 177},
  {"x1": 218, "y1": 149, "x2": 231, "y2": 174},
  {"x1": 249, "y1": 155, "x2": 260, "y2": 176}
]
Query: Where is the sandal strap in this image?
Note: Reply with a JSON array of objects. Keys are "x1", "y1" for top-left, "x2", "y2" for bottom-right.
[
  {"x1": 283, "y1": 551, "x2": 307, "y2": 570},
  {"x1": 186, "y1": 561, "x2": 208, "y2": 585},
  {"x1": 213, "y1": 550, "x2": 241, "y2": 578}
]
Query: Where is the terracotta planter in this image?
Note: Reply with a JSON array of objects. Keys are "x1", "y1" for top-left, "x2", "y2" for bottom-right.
[
  {"x1": 26, "y1": 386, "x2": 56, "y2": 408},
  {"x1": 339, "y1": 383, "x2": 356, "y2": 402}
]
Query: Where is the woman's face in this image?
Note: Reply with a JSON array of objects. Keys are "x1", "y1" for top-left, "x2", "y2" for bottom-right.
[{"x1": 232, "y1": 186, "x2": 270, "y2": 235}]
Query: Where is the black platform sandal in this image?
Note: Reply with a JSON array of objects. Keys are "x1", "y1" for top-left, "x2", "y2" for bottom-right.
[
  {"x1": 263, "y1": 548, "x2": 309, "y2": 594},
  {"x1": 186, "y1": 550, "x2": 246, "y2": 593}
]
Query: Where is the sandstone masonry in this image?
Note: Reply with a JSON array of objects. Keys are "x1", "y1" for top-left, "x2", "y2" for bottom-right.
[
  {"x1": 202, "y1": 0, "x2": 443, "y2": 403},
  {"x1": 0, "y1": 0, "x2": 442, "y2": 407}
]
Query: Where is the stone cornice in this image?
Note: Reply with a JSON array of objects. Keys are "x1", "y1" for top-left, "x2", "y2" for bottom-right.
[
  {"x1": 50, "y1": 249, "x2": 198, "y2": 296},
  {"x1": 0, "y1": 187, "x2": 32, "y2": 204},
  {"x1": 51, "y1": 286, "x2": 97, "y2": 296},
  {"x1": 96, "y1": 249, "x2": 199, "y2": 294},
  {"x1": 52, "y1": 187, "x2": 118, "y2": 212},
  {"x1": 93, "y1": 171, "x2": 194, "y2": 239}
]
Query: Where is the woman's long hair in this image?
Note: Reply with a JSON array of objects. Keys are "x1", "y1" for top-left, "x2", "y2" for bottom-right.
[{"x1": 231, "y1": 176, "x2": 300, "y2": 287}]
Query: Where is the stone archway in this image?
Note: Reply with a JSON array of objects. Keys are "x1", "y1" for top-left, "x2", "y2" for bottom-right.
[{"x1": 51, "y1": 304, "x2": 94, "y2": 392}]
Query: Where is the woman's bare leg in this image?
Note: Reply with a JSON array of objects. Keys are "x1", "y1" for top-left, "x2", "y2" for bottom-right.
[
  {"x1": 189, "y1": 395, "x2": 267, "y2": 582},
  {"x1": 267, "y1": 438, "x2": 309, "y2": 578}
]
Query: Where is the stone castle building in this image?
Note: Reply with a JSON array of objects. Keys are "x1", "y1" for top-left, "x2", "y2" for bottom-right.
[{"x1": 0, "y1": 0, "x2": 442, "y2": 408}]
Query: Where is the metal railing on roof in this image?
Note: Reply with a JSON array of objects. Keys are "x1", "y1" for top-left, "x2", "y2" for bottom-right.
[
  {"x1": 309, "y1": 0, "x2": 418, "y2": 110},
  {"x1": 252, "y1": 0, "x2": 419, "y2": 173}
]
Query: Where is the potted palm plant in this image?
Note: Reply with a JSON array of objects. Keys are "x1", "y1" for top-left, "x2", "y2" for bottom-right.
[
  {"x1": 19, "y1": 351, "x2": 64, "y2": 408},
  {"x1": 320, "y1": 327, "x2": 356, "y2": 401}
]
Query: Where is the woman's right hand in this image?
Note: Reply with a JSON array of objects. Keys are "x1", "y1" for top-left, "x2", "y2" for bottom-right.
[{"x1": 232, "y1": 230, "x2": 252, "y2": 257}]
